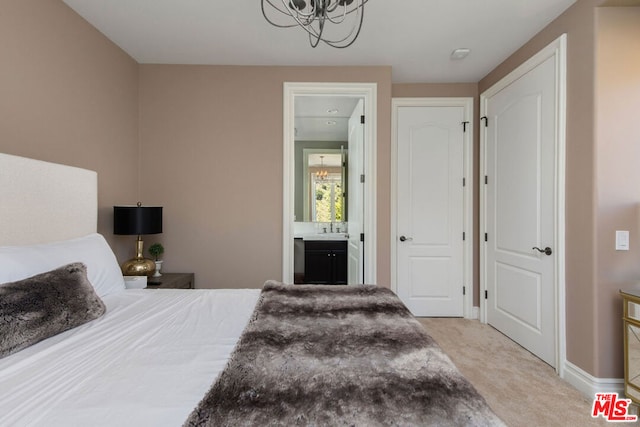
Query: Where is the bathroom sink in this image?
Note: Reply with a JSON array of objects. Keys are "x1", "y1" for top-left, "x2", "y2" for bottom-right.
[{"x1": 303, "y1": 233, "x2": 348, "y2": 241}]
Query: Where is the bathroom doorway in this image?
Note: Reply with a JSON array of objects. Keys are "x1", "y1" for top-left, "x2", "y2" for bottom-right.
[{"x1": 283, "y1": 83, "x2": 377, "y2": 285}]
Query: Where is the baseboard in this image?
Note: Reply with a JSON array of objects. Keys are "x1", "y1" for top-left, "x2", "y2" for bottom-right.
[
  {"x1": 465, "y1": 306, "x2": 480, "y2": 319},
  {"x1": 563, "y1": 360, "x2": 624, "y2": 398}
]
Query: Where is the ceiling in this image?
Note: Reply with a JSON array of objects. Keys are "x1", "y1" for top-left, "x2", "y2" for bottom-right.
[
  {"x1": 62, "y1": 0, "x2": 577, "y2": 84},
  {"x1": 61, "y1": 0, "x2": 582, "y2": 141}
]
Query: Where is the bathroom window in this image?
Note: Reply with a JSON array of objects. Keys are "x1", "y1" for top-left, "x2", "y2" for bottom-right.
[{"x1": 313, "y1": 174, "x2": 343, "y2": 223}]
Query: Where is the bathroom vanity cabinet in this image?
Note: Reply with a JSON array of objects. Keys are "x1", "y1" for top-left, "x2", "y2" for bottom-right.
[{"x1": 304, "y1": 240, "x2": 347, "y2": 285}]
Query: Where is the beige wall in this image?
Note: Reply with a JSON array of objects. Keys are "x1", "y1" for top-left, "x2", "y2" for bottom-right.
[
  {"x1": 392, "y1": 83, "x2": 478, "y2": 99},
  {"x1": 138, "y1": 65, "x2": 392, "y2": 289},
  {"x1": 0, "y1": 0, "x2": 139, "y2": 260},
  {"x1": 595, "y1": 7, "x2": 640, "y2": 377}
]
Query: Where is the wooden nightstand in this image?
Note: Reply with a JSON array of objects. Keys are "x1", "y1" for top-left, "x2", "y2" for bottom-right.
[{"x1": 146, "y1": 273, "x2": 194, "y2": 289}]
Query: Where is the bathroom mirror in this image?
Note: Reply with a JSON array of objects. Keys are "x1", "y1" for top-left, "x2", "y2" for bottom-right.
[
  {"x1": 299, "y1": 148, "x2": 347, "y2": 223},
  {"x1": 293, "y1": 95, "x2": 358, "y2": 223}
]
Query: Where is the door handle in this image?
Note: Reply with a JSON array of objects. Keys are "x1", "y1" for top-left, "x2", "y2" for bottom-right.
[
  {"x1": 532, "y1": 246, "x2": 552, "y2": 256},
  {"x1": 399, "y1": 236, "x2": 413, "y2": 242}
]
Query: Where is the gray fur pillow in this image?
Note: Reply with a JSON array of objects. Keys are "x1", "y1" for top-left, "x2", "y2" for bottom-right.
[{"x1": 0, "y1": 262, "x2": 106, "y2": 359}]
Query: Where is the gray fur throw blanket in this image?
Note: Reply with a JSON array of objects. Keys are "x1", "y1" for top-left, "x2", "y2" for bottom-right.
[{"x1": 184, "y1": 282, "x2": 504, "y2": 426}]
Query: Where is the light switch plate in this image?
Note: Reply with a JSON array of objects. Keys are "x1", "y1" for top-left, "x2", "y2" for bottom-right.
[{"x1": 616, "y1": 230, "x2": 630, "y2": 251}]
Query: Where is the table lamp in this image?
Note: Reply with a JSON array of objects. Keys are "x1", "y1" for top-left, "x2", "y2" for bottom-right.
[{"x1": 113, "y1": 202, "x2": 163, "y2": 276}]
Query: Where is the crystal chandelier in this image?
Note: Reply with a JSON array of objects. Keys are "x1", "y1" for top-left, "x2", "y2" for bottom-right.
[{"x1": 261, "y1": 0, "x2": 368, "y2": 48}]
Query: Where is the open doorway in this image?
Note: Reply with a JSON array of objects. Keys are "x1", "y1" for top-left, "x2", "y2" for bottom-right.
[{"x1": 283, "y1": 83, "x2": 377, "y2": 285}]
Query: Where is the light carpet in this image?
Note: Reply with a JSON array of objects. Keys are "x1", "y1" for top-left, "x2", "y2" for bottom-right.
[{"x1": 417, "y1": 318, "x2": 630, "y2": 427}]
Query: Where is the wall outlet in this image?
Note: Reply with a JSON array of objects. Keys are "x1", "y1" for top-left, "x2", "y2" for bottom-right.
[{"x1": 616, "y1": 230, "x2": 629, "y2": 251}]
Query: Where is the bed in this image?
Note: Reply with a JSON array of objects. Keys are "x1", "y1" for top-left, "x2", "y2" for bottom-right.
[{"x1": 0, "y1": 153, "x2": 504, "y2": 426}]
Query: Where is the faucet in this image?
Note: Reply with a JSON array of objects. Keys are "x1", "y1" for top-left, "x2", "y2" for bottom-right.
[{"x1": 330, "y1": 222, "x2": 334, "y2": 233}]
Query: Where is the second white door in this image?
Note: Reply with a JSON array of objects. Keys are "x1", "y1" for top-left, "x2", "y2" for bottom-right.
[{"x1": 395, "y1": 104, "x2": 465, "y2": 317}]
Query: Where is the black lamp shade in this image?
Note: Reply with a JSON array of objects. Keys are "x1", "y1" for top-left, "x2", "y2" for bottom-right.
[{"x1": 113, "y1": 206, "x2": 163, "y2": 235}]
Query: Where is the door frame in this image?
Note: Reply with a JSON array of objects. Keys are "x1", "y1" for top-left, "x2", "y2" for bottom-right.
[
  {"x1": 390, "y1": 97, "x2": 474, "y2": 318},
  {"x1": 479, "y1": 34, "x2": 566, "y2": 374},
  {"x1": 283, "y1": 82, "x2": 377, "y2": 285}
]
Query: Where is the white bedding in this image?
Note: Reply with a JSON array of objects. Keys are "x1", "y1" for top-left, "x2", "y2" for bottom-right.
[{"x1": 0, "y1": 288, "x2": 261, "y2": 427}]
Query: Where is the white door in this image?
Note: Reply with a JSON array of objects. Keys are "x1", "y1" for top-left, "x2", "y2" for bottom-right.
[
  {"x1": 347, "y1": 99, "x2": 364, "y2": 284},
  {"x1": 483, "y1": 54, "x2": 558, "y2": 367},
  {"x1": 396, "y1": 105, "x2": 464, "y2": 316}
]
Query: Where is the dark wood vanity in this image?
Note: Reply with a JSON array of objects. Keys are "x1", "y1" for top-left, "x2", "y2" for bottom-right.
[{"x1": 303, "y1": 240, "x2": 347, "y2": 285}]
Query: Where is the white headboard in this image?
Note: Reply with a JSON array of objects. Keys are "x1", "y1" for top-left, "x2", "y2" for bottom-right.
[{"x1": 0, "y1": 153, "x2": 97, "y2": 246}]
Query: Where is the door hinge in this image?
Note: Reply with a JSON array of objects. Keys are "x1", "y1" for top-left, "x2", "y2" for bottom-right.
[
  {"x1": 463, "y1": 286, "x2": 466, "y2": 295},
  {"x1": 484, "y1": 233, "x2": 488, "y2": 242},
  {"x1": 485, "y1": 290, "x2": 488, "y2": 299},
  {"x1": 462, "y1": 121, "x2": 470, "y2": 132},
  {"x1": 463, "y1": 232, "x2": 466, "y2": 241},
  {"x1": 360, "y1": 115, "x2": 365, "y2": 124},
  {"x1": 481, "y1": 116, "x2": 488, "y2": 127},
  {"x1": 463, "y1": 177, "x2": 466, "y2": 187},
  {"x1": 360, "y1": 174, "x2": 365, "y2": 183},
  {"x1": 360, "y1": 233, "x2": 365, "y2": 242},
  {"x1": 485, "y1": 175, "x2": 488, "y2": 185}
]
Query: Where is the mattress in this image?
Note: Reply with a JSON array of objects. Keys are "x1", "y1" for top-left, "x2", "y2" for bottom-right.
[{"x1": 0, "y1": 288, "x2": 261, "y2": 427}]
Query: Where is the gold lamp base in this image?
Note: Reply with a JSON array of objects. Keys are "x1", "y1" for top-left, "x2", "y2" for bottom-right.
[
  {"x1": 122, "y1": 257, "x2": 156, "y2": 277},
  {"x1": 122, "y1": 236, "x2": 156, "y2": 277}
]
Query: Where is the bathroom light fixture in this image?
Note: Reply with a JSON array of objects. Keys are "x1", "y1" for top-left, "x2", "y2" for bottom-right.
[
  {"x1": 261, "y1": 0, "x2": 368, "y2": 48},
  {"x1": 316, "y1": 156, "x2": 328, "y2": 180}
]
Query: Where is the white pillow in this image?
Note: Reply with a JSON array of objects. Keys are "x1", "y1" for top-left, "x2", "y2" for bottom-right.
[{"x1": 0, "y1": 233, "x2": 125, "y2": 297}]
